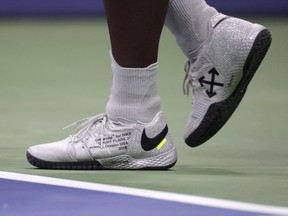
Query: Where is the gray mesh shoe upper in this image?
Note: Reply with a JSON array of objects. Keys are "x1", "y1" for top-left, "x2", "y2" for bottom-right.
[{"x1": 183, "y1": 13, "x2": 270, "y2": 145}]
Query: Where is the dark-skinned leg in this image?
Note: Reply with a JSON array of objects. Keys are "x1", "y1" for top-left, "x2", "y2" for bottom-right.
[
  {"x1": 104, "y1": 0, "x2": 169, "y2": 68},
  {"x1": 104, "y1": 0, "x2": 170, "y2": 123}
]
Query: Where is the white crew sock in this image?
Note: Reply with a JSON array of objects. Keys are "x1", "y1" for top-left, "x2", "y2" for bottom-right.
[
  {"x1": 105, "y1": 52, "x2": 161, "y2": 123},
  {"x1": 165, "y1": 0, "x2": 218, "y2": 58}
]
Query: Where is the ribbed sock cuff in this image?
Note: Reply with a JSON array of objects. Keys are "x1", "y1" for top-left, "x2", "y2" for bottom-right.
[
  {"x1": 165, "y1": 0, "x2": 217, "y2": 57},
  {"x1": 106, "y1": 52, "x2": 161, "y2": 123}
]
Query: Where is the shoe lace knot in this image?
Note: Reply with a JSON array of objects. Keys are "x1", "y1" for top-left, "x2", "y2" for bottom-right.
[{"x1": 183, "y1": 60, "x2": 197, "y2": 96}]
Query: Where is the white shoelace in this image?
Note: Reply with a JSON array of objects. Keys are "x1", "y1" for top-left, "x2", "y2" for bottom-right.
[
  {"x1": 63, "y1": 113, "x2": 107, "y2": 149},
  {"x1": 183, "y1": 60, "x2": 197, "y2": 97},
  {"x1": 63, "y1": 114, "x2": 134, "y2": 149}
]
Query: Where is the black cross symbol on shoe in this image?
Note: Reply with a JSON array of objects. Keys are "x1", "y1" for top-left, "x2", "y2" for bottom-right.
[{"x1": 198, "y1": 68, "x2": 224, "y2": 98}]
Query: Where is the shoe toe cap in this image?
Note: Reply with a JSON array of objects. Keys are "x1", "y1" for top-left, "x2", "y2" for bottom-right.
[{"x1": 27, "y1": 139, "x2": 75, "y2": 162}]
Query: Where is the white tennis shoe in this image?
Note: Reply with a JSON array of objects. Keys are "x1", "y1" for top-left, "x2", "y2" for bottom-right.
[
  {"x1": 27, "y1": 112, "x2": 177, "y2": 170},
  {"x1": 183, "y1": 14, "x2": 272, "y2": 147}
]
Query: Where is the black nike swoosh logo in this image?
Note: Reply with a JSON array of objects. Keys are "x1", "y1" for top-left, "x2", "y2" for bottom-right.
[{"x1": 141, "y1": 124, "x2": 168, "y2": 151}]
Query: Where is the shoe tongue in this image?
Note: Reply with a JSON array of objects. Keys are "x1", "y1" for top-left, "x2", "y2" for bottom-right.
[
  {"x1": 112, "y1": 117, "x2": 136, "y2": 128},
  {"x1": 92, "y1": 117, "x2": 135, "y2": 132},
  {"x1": 210, "y1": 13, "x2": 229, "y2": 28}
]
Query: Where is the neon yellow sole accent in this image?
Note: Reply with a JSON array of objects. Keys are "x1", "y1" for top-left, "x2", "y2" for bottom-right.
[{"x1": 156, "y1": 138, "x2": 167, "y2": 150}]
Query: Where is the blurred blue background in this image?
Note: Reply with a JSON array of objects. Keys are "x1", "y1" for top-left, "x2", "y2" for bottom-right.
[{"x1": 0, "y1": 0, "x2": 288, "y2": 17}]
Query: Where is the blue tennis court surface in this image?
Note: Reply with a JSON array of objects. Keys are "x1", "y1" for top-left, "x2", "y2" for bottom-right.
[{"x1": 1, "y1": 172, "x2": 287, "y2": 216}]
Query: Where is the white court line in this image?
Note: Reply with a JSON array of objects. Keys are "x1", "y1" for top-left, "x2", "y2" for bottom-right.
[{"x1": 0, "y1": 171, "x2": 288, "y2": 216}]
